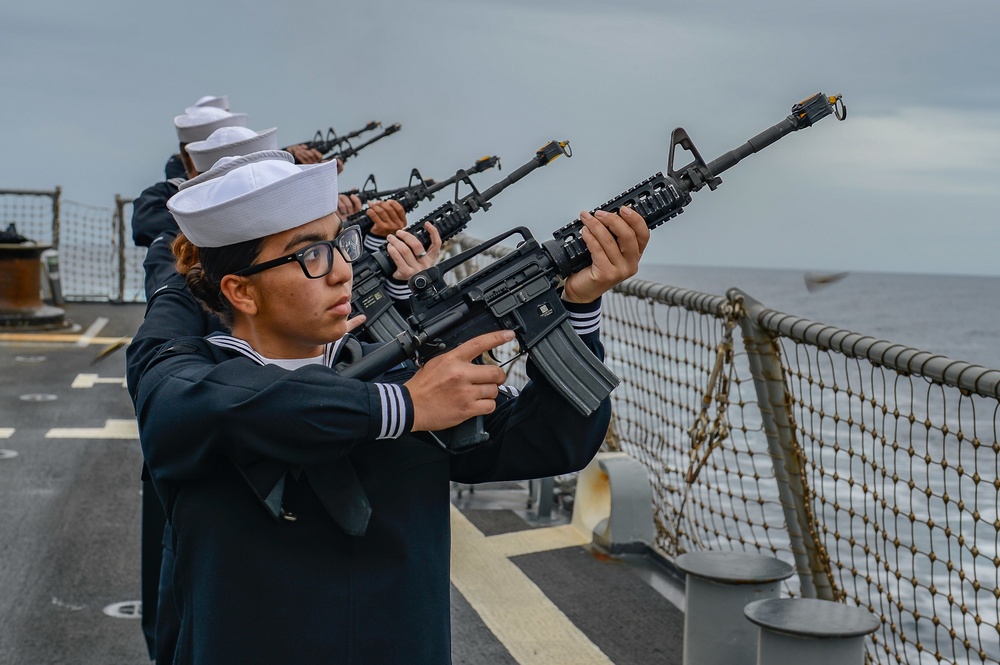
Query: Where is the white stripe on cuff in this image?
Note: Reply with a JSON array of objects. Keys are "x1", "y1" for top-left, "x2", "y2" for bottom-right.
[
  {"x1": 375, "y1": 383, "x2": 406, "y2": 439},
  {"x1": 568, "y1": 306, "x2": 602, "y2": 336},
  {"x1": 364, "y1": 235, "x2": 388, "y2": 252},
  {"x1": 384, "y1": 282, "x2": 412, "y2": 300}
]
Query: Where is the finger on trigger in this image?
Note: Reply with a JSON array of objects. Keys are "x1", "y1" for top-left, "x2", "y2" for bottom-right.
[{"x1": 455, "y1": 330, "x2": 515, "y2": 361}]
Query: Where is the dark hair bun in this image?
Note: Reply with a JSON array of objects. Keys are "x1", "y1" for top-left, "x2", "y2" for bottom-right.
[{"x1": 185, "y1": 264, "x2": 226, "y2": 315}]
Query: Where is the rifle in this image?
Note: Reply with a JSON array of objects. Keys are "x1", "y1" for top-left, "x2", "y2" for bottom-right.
[
  {"x1": 339, "y1": 93, "x2": 847, "y2": 451},
  {"x1": 345, "y1": 155, "x2": 502, "y2": 236},
  {"x1": 350, "y1": 142, "x2": 569, "y2": 343},
  {"x1": 341, "y1": 173, "x2": 440, "y2": 205},
  {"x1": 323, "y1": 122, "x2": 402, "y2": 163},
  {"x1": 299, "y1": 121, "x2": 381, "y2": 154}
]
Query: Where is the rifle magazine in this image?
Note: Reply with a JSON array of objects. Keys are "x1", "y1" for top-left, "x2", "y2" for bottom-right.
[{"x1": 529, "y1": 319, "x2": 620, "y2": 416}]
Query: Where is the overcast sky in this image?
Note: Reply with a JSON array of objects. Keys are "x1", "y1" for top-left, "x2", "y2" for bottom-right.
[{"x1": 2, "y1": 0, "x2": 998, "y2": 276}]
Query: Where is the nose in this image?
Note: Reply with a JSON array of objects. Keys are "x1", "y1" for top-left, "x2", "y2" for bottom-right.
[{"x1": 326, "y1": 248, "x2": 354, "y2": 287}]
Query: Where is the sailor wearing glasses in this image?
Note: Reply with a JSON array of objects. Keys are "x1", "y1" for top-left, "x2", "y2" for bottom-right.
[{"x1": 131, "y1": 153, "x2": 648, "y2": 663}]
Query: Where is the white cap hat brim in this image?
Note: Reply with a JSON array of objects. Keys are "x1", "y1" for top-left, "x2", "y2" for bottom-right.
[
  {"x1": 187, "y1": 127, "x2": 279, "y2": 173},
  {"x1": 179, "y1": 150, "x2": 295, "y2": 191},
  {"x1": 168, "y1": 158, "x2": 339, "y2": 248},
  {"x1": 174, "y1": 107, "x2": 249, "y2": 143},
  {"x1": 191, "y1": 95, "x2": 230, "y2": 111}
]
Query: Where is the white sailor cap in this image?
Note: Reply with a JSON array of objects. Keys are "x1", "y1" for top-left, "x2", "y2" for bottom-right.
[
  {"x1": 190, "y1": 95, "x2": 230, "y2": 111},
  {"x1": 167, "y1": 158, "x2": 339, "y2": 248},
  {"x1": 186, "y1": 127, "x2": 279, "y2": 173},
  {"x1": 174, "y1": 107, "x2": 249, "y2": 144},
  {"x1": 179, "y1": 150, "x2": 295, "y2": 190}
]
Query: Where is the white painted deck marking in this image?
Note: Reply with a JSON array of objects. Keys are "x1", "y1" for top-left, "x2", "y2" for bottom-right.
[
  {"x1": 52, "y1": 597, "x2": 85, "y2": 611},
  {"x1": 45, "y1": 419, "x2": 138, "y2": 440},
  {"x1": 75, "y1": 317, "x2": 109, "y2": 347},
  {"x1": 72, "y1": 373, "x2": 127, "y2": 388},
  {"x1": 0, "y1": 428, "x2": 14, "y2": 438},
  {"x1": 103, "y1": 601, "x2": 142, "y2": 619},
  {"x1": 450, "y1": 505, "x2": 612, "y2": 664}
]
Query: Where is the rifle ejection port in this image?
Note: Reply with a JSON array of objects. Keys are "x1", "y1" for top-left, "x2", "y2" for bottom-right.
[{"x1": 486, "y1": 275, "x2": 552, "y2": 316}]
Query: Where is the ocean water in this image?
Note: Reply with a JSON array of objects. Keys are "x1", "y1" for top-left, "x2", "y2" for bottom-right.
[{"x1": 636, "y1": 263, "x2": 1000, "y2": 371}]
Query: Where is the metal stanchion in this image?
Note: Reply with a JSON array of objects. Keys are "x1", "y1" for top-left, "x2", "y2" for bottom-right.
[
  {"x1": 676, "y1": 551, "x2": 794, "y2": 665},
  {"x1": 744, "y1": 598, "x2": 880, "y2": 664}
]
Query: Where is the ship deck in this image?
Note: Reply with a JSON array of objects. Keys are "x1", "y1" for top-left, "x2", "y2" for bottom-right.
[{"x1": 0, "y1": 302, "x2": 686, "y2": 664}]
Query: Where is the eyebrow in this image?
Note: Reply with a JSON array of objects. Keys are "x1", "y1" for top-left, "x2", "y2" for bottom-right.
[{"x1": 281, "y1": 222, "x2": 343, "y2": 253}]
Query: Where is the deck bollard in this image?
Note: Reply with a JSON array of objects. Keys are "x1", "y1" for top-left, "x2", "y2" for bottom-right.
[
  {"x1": 571, "y1": 452, "x2": 655, "y2": 554},
  {"x1": 675, "y1": 551, "x2": 794, "y2": 665},
  {"x1": 744, "y1": 597, "x2": 880, "y2": 664}
]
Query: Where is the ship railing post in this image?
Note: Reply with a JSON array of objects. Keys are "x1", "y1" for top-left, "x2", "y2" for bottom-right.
[
  {"x1": 113, "y1": 194, "x2": 127, "y2": 303},
  {"x1": 51, "y1": 186, "x2": 61, "y2": 249},
  {"x1": 728, "y1": 288, "x2": 834, "y2": 601}
]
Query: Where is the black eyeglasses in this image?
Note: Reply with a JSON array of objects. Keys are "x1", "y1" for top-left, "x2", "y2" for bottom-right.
[{"x1": 232, "y1": 226, "x2": 363, "y2": 279}]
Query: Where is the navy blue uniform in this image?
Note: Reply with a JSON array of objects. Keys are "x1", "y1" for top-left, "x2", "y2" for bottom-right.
[
  {"x1": 128, "y1": 234, "x2": 225, "y2": 664},
  {"x1": 164, "y1": 154, "x2": 186, "y2": 180},
  {"x1": 132, "y1": 178, "x2": 184, "y2": 248},
  {"x1": 131, "y1": 304, "x2": 610, "y2": 664}
]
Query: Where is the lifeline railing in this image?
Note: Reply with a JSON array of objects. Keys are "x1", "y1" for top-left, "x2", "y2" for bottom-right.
[
  {"x1": 3, "y1": 185, "x2": 998, "y2": 664},
  {"x1": 0, "y1": 189, "x2": 141, "y2": 302},
  {"x1": 443, "y1": 234, "x2": 1000, "y2": 665}
]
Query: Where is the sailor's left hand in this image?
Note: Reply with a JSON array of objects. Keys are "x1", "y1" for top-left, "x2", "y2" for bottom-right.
[
  {"x1": 386, "y1": 222, "x2": 441, "y2": 280},
  {"x1": 561, "y1": 206, "x2": 649, "y2": 304}
]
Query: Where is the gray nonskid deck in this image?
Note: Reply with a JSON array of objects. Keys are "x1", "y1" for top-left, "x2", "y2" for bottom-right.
[{"x1": 0, "y1": 303, "x2": 686, "y2": 665}]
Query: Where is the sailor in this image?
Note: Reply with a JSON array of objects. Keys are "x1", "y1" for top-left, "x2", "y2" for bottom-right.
[
  {"x1": 163, "y1": 96, "x2": 231, "y2": 179},
  {"x1": 161, "y1": 96, "x2": 323, "y2": 177},
  {"x1": 127, "y1": 149, "x2": 440, "y2": 664},
  {"x1": 131, "y1": 155, "x2": 648, "y2": 663},
  {"x1": 132, "y1": 106, "x2": 250, "y2": 250},
  {"x1": 129, "y1": 104, "x2": 250, "y2": 661}
]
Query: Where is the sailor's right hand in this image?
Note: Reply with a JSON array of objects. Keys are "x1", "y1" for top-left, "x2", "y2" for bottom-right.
[
  {"x1": 285, "y1": 144, "x2": 323, "y2": 164},
  {"x1": 405, "y1": 330, "x2": 513, "y2": 432},
  {"x1": 366, "y1": 199, "x2": 408, "y2": 237},
  {"x1": 337, "y1": 193, "x2": 363, "y2": 220}
]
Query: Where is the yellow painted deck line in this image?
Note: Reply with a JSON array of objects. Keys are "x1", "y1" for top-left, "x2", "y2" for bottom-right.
[
  {"x1": 450, "y1": 505, "x2": 613, "y2": 664},
  {"x1": 0, "y1": 428, "x2": 13, "y2": 438},
  {"x1": 0, "y1": 333, "x2": 130, "y2": 345},
  {"x1": 45, "y1": 419, "x2": 138, "y2": 440},
  {"x1": 485, "y1": 523, "x2": 592, "y2": 558}
]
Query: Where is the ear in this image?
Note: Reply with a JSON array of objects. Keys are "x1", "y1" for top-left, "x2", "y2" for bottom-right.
[
  {"x1": 220, "y1": 274, "x2": 259, "y2": 317},
  {"x1": 179, "y1": 145, "x2": 198, "y2": 179}
]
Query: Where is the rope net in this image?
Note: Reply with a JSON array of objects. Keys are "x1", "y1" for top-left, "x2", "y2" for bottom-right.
[
  {"x1": 0, "y1": 190, "x2": 145, "y2": 302},
  {"x1": 442, "y1": 234, "x2": 998, "y2": 664},
  {"x1": 0, "y1": 189, "x2": 56, "y2": 244},
  {"x1": 777, "y1": 338, "x2": 999, "y2": 664}
]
